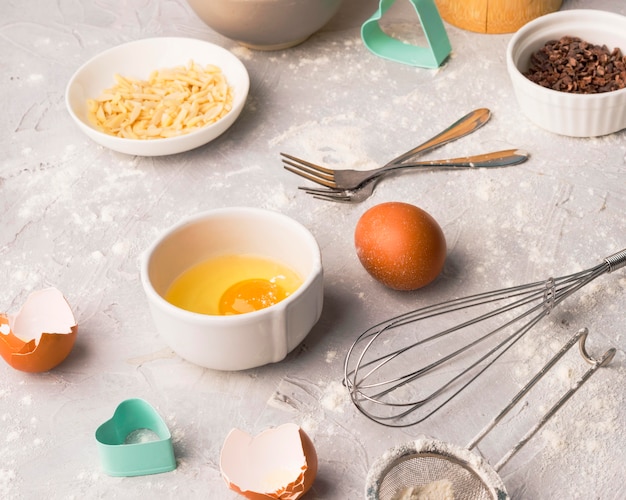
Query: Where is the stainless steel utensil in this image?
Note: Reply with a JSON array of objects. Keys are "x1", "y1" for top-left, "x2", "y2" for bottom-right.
[
  {"x1": 299, "y1": 149, "x2": 529, "y2": 203},
  {"x1": 283, "y1": 148, "x2": 528, "y2": 191},
  {"x1": 344, "y1": 249, "x2": 626, "y2": 428},
  {"x1": 282, "y1": 107, "x2": 492, "y2": 190},
  {"x1": 365, "y1": 328, "x2": 615, "y2": 500}
]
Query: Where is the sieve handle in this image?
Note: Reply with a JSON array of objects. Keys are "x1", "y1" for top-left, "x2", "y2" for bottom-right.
[
  {"x1": 466, "y1": 328, "x2": 615, "y2": 472},
  {"x1": 493, "y1": 343, "x2": 614, "y2": 471}
]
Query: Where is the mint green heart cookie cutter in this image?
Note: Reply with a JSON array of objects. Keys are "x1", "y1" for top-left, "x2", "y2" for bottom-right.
[
  {"x1": 362, "y1": 0, "x2": 451, "y2": 68},
  {"x1": 95, "y1": 398, "x2": 176, "y2": 477}
]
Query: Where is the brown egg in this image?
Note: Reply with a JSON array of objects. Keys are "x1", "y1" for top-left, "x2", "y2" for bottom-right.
[
  {"x1": 354, "y1": 202, "x2": 446, "y2": 291},
  {"x1": 220, "y1": 423, "x2": 318, "y2": 499},
  {"x1": 0, "y1": 288, "x2": 77, "y2": 372}
]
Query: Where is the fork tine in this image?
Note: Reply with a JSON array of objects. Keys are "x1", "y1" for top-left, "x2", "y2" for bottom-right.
[
  {"x1": 281, "y1": 153, "x2": 339, "y2": 188},
  {"x1": 298, "y1": 185, "x2": 343, "y2": 195},
  {"x1": 283, "y1": 164, "x2": 336, "y2": 188},
  {"x1": 282, "y1": 158, "x2": 334, "y2": 182},
  {"x1": 310, "y1": 192, "x2": 354, "y2": 203},
  {"x1": 300, "y1": 176, "x2": 380, "y2": 203},
  {"x1": 280, "y1": 153, "x2": 335, "y2": 175},
  {"x1": 299, "y1": 186, "x2": 354, "y2": 203},
  {"x1": 312, "y1": 195, "x2": 353, "y2": 203}
]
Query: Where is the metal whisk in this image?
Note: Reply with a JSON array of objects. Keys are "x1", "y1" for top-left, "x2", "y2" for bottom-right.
[{"x1": 344, "y1": 249, "x2": 626, "y2": 427}]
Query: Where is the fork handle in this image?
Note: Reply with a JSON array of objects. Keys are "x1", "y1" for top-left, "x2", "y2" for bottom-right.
[
  {"x1": 369, "y1": 149, "x2": 529, "y2": 179},
  {"x1": 387, "y1": 108, "x2": 491, "y2": 166}
]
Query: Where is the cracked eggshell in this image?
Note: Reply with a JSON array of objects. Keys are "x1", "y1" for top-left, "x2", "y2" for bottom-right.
[
  {"x1": 220, "y1": 423, "x2": 318, "y2": 500},
  {"x1": 0, "y1": 288, "x2": 77, "y2": 372}
]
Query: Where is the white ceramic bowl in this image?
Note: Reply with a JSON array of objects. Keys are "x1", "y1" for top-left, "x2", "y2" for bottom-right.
[
  {"x1": 65, "y1": 37, "x2": 250, "y2": 156},
  {"x1": 140, "y1": 208, "x2": 324, "y2": 371},
  {"x1": 507, "y1": 9, "x2": 626, "y2": 137},
  {"x1": 185, "y1": 0, "x2": 343, "y2": 50}
]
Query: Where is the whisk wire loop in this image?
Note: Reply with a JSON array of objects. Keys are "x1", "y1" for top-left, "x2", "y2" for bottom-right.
[
  {"x1": 350, "y1": 310, "x2": 547, "y2": 425},
  {"x1": 348, "y1": 278, "x2": 556, "y2": 388}
]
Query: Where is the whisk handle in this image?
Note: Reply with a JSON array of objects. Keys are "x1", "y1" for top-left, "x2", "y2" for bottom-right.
[{"x1": 605, "y1": 249, "x2": 626, "y2": 272}]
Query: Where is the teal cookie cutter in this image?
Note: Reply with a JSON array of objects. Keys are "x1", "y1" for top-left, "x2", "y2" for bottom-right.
[
  {"x1": 95, "y1": 398, "x2": 176, "y2": 477},
  {"x1": 361, "y1": 0, "x2": 451, "y2": 68}
]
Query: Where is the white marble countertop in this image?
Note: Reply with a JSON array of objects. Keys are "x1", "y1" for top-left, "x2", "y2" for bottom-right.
[{"x1": 1, "y1": 0, "x2": 625, "y2": 498}]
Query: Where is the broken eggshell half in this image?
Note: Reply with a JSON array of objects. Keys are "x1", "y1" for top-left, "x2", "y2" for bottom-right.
[
  {"x1": 0, "y1": 288, "x2": 77, "y2": 372},
  {"x1": 220, "y1": 423, "x2": 318, "y2": 500}
]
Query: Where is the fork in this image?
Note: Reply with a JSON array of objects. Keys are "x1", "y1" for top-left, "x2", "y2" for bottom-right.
[
  {"x1": 282, "y1": 108, "x2": 492, "y2": 190},
  {"x1": 284, "y1": 148, "x2": 529, "y2": 191},
  {"x1": 281, "y1": 108, "x2": 529, "y2": 203},
  {"x1": 300, "y1": 149, "x2": 529, "y2": 203}
]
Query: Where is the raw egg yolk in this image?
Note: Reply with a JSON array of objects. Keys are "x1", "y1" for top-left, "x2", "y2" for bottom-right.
[{"x1": 219, "y1": 279, "x2": 288, "y2": 315}]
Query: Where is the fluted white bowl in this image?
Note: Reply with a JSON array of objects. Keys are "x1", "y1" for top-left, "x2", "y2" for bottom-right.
[
  {"x1": 140, "y1": 208, "x2": 324, "y2": 371},
  {"x1": 507, "y1": 9, "x2": 626, "y2": 137}
]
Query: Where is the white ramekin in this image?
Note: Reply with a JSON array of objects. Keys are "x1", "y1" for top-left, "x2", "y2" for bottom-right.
[{"x1": 507, "y1": 9, "x2": 626, "y2": 137}]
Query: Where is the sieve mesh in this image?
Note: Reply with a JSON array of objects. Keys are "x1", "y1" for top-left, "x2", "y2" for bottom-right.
[{"x1": 377, "y1": 452, "x2": 493, "y2": 500}]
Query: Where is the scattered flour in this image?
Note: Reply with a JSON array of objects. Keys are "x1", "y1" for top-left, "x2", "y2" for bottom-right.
[
  {"x1": 111, "y1": 241, "x2": 130, "y2": 255},
  {"x1": 5, "y1": 429, "x2": 22, "y2": 443},
  {"x1": 325, "y1": 350, "x2": 337, "y2": 363},
  {"x1": 0, "y1": 469, "x2": 17, "y2": 495},
  {"x1": 320, "y1": 380, "x2": 348, "y2": 412},
  {"x1": 299, "y1": 415, "x2": 319, "y2": 437},
  {"x1": 124, "y1": 428, "x2": 160, "y2": 444},
  {"x1": 90, "y1": 250, "x2": 104, "y2": 261},
  {"x1": 541, "y1": 429, "x2": 566, "y2": 452},
  {"x1": 229, "y1": 46, "x2": 253, "y2": 61},
  {"x1": 260, "y1": 184, "x2": 291, "y2": 210},
  {"x1": 392, "y1": 480, "x2": 455, "y2": 500}
]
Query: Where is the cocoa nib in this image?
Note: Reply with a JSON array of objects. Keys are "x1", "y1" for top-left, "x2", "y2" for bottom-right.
[{"x1": 524, "y1": 36, "x2": 626, "y2": 94}]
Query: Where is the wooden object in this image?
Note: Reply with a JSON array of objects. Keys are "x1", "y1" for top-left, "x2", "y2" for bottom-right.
[{"x1": 434, "y1": 0, "x2": 562, "y2": 34}]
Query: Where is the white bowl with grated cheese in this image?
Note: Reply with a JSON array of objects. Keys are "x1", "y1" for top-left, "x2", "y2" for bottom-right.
[{"x1": 65, "y1": 37, "x2": 250, "y2": 156}]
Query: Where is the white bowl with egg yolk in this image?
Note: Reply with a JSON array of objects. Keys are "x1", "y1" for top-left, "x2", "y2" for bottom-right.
[{"x1": 140, "y1": 207, "x2": 324, "y2": 371}]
